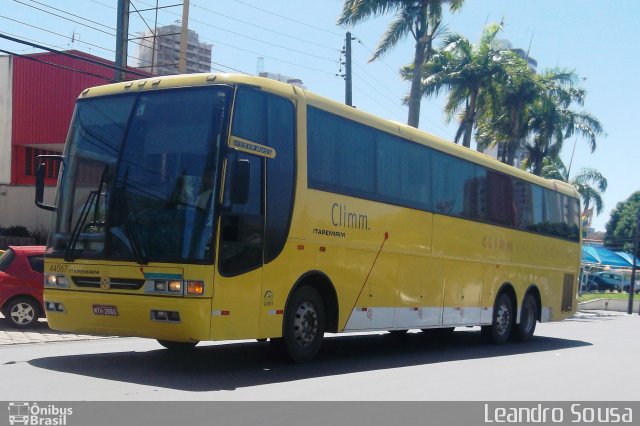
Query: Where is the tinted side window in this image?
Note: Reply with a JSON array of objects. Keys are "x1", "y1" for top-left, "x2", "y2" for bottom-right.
[
  {"x1": 376, "y1": 133, "x2": 431, "y2": 210},
  {"x1": 512, "y1": 179, "x2": 534, "y2": 229},
  {"x1": 28, "y1": 255, "x2": 44, "y2": 273},
  {"x1": 229, "y1": 87, "x2": 296, "y2": 266},
  {"x1": 432, "y1": 151, "x2": 485, "y2": 220},
  {"x1": 265, "y1": 95, "x2": 295, "y2": 263},
  {"x1": 0, "y1": 249, "x2": 16, "y2": 272},
  {"x1": 231, "y1": 88, "x2": 267, "y2": 143},
  {"x1": 486, "y1": 171, "x2": 514, "y2": 226},
  {"x1": 307, "y1": 107, "x2": 375, "y2": 198}
]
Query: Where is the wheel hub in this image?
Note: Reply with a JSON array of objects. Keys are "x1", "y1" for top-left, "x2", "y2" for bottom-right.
[
  {"x1": 496, "y1": 304, "x2": 511, "y2": 335},
  {"x1": 293, "y1": 301, "x2": 318, "y2": 347},
  {"x1": 11, "y1": 303, "x2": 35, "y2": 325}
]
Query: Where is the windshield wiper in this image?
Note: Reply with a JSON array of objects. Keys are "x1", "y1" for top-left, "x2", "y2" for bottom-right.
[
  {"x1": 111, "y1": 168, "x2": 148, "y2": 265},
  {"x1": 64, "y1": 165, "x2": 109, "y2": 262},
  {"x1": 64, "y1": 190, "x2": 98, "y2": 262},
  {"x1": 120, "y1": 192, "x2": 148, "y2": 265}
]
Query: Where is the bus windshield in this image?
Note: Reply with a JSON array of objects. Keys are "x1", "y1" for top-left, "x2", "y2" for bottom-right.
[{"x1": 48, "y1": 86, "x2": 231, "y2": 264}]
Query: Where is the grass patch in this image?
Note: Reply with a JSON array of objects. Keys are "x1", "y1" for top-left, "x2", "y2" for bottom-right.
[{"x1": 578, "y1": 292, "x2": 636, "y2": 303}]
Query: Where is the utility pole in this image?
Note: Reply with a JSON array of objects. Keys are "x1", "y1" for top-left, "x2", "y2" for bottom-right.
[
  {"x1": 344, "y1": 31, "x2": 353, "y2": 106},
  {"x1": 114, "y1": 0, "x2": 130, "y2": 82},
  {"x1": 178, "y1": 0, "x2": 190, "y2": 74},
  {"x1": 628, "y1": 207, "x2": 640, "y2": 314}
]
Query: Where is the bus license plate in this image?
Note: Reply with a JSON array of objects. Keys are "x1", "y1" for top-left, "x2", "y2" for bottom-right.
[{"x1": 92, "y1": 304, "x2": 118, "y2": 316}]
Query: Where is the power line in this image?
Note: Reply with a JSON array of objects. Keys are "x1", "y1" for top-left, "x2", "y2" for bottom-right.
[
  {"x1": 132, "y1": 0, "x2": 340, "y2": 64},
  {"x1": 211, "y1": 60, "x2": 250, "y2": 75},
  {"x1": 0, "y1": 47, "x2": 114, "y2": 81},
  {"x1": 128, "y1": 0, "x2": 337, "y2": 75},
  {"x1": 0, "y1": 32, "x2": 149, "y2": 78},
  {"x1": 0, "y1": 15, "x2": 114, "y2": 54},
  {"x1": 14, "y1": 0, "x2": 161, "y2": 65},
  {"x1": 231, "y1": 0, "x2": 343, "y2": 37},
  {"x1": 352, "y1": 41, "x2": 452, "y2": 136},
  {"x1": 208, "y1": 38, "x2": 336, "y2": 75},
  {"x1": 191, "y1": 1, "x2": 339, "y2": 52},
  {"x1": 13, "y1": 0, "x2": 116, "y2": 36}
]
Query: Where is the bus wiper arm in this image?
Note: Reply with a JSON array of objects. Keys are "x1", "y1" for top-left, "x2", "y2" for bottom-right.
[
  {"x1": 64, "y1": 190, "x2": 98, "y2": 262},
  {"x1": 121, "y1": 194, "x2": 148, "y2": 265}
]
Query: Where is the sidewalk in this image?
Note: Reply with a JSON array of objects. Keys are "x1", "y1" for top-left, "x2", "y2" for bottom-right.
[{"x1": 0, "y1": 315, "x2": 113, "y2": 346}]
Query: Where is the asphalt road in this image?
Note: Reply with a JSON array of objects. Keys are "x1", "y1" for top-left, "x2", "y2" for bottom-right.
[{"x1": 0, "y1": 311, "x2": 638, "y2": 401}]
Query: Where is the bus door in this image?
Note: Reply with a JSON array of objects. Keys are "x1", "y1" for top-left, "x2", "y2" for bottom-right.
[{"x1": 211, "y1": 151, "x2": 265, "y2": 340}]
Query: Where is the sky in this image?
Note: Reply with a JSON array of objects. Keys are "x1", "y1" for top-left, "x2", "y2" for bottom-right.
[{"x1": 1, "y1": 0, "x2": 638, "y2": 232}]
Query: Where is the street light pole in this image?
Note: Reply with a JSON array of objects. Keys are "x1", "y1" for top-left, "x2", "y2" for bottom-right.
[{"x1": 627, "y1": 207, "x2": 639, "y2": 314}]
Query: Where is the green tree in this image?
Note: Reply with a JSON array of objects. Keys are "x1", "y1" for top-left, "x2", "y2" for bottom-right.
[
  {"x1": 474, "y1": 51, "x2": 539, "y2": 165},
  {"x1": 541, "y1": 156, "x2": 608, "y2": 215},
  {"x1": 605, "y1": 191, "x2": 640, "y2": 256},
  {"x1": 402, "y1": 23, "x2": 505, "y2": 148},
  {"x1": 523, "y1": 69, "x2": 603, "y2": 175},
  {"x1": 337, "y1": 0, "x2": 464, "y2": 128}
]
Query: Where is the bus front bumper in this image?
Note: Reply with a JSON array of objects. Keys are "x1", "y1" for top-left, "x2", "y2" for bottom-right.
[{"x1": 44, "y1": 289, "x2": 212, "y2": 342}]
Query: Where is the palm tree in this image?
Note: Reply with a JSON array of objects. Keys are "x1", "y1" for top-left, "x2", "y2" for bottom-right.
[
  {"x1": 337, "y1": 0, "x2": 464, "y2": 128},
  {"x1": 542, "y1": 157, "x2": 608, "y2": 215},
  {"x1": 524, "y1": 69, "x2": 603, "y2": 175},
  {"x1": 404, "y1": 23, "x2": 505, "y2": 148},
  {"x1": 474, "y1": 51, "x2": 540, "y2": 165}
]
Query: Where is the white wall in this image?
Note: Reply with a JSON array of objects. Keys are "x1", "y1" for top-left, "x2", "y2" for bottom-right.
[
  {"x1": 0, "y1": 55, "x2": 12, "y2": 185},
  {"x1": 0, "y1": 185, "x2": 56, "y2": 234}
]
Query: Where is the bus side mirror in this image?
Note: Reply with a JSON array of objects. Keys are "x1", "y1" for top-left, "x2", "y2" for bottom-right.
[
  {"x1": 230, "y1": 159, "x2": 250, "y2": 205},
  {"x1": 34, "y1": 155, "x2": 63, "y2": 211}
]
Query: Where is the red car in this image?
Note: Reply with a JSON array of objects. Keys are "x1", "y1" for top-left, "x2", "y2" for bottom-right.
[{"x1": 0, "y1": 246, "x2": 46, "y2": 328}]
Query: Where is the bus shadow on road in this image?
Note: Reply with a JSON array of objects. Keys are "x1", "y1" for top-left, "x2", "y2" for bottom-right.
[{"x1": 28, "y1": 329, "x2": 591, "y2": 392}]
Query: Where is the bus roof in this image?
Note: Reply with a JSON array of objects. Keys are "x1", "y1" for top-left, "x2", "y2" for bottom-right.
[{"x1": 78, "y1": 73, "x2": 579, "y2": 199}]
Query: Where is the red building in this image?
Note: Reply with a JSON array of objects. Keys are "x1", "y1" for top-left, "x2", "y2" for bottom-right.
[{"x1": 0, "y1": 50, "x2": 146, "y2": 233}]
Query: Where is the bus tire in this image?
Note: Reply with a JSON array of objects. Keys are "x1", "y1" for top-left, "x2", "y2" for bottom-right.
[
  {"x1": 515, "y1": 294, "x2": 537, "y2": 342},
  {"x1": 283, "y1": 286, "x2": 325, "y2": 363},
  {"x1": 481, "y1": 293, "x2": 513, "y2": 345},
  {"x1": 157, "y1": 340, "x2": 198, "y2": 351}
]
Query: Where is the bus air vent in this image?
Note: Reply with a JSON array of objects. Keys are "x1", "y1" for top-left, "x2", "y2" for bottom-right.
[{"x1": 72, "y1": 277, "x2": 145, "y2": 290}]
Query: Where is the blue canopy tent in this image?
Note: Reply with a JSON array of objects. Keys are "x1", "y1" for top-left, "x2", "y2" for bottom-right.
[
  {"x1": 615, "y1": 252, "x2": 640, "y2": 267},
  {"x1": 581, "y1": 245, "x2": 632, "y2": 267}
]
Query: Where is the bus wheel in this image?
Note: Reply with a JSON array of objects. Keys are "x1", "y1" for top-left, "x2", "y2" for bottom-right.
[
  {"x1": 481, "y1": 293, "x2": 513, "y2": 344},
  {"x1": 515, "y1": 294, "x2": 538, "y2": 342},
  {"x1": 157, "y1": 340, "x2": 198, "y2": 351},
  {"x1": 283, "y1": 286, "x2": 325, "y2": 363}
]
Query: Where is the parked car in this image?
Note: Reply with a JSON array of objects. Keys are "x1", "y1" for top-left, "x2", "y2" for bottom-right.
[
  {"x1": 0, "y1": 246, "x2": 46, "y2": 327},
  {"x1": 586, "y1": 271, "x2": 624, "y2": 292}
]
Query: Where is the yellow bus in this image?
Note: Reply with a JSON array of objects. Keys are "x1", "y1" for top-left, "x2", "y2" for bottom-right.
[{"x1": 36, "y1": 74, "x2": 580, "y2": 362}]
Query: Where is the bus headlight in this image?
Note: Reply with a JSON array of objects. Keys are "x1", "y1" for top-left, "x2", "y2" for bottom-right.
[
  {"x1": 45, "y1": 274, "x2": 69, "y2": 288},
  {"x1": 154, "y1": 281, "x2": 167, "y2": 292},
  {"x1": 168, "y1": 280, "x2": 182, "y2": 293}
]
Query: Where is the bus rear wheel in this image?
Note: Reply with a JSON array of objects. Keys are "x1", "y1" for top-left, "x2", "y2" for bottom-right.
[
  {"x1": 481, "y1": 293, "x2": 513, "y2": 344},
  {"x1": 283, "y1": 286, "x2": 325, "y2": 363},
  {"x1": 157, "y1": 340, "x2": 198, "y2": 351},
  {"x1": 515, "y1": 294, "x2": 538, "y2": 342}
]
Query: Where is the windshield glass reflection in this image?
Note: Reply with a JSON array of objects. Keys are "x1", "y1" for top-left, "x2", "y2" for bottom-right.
[{"x1": 49, "y1": 86, "x2": 230, "y2": 264}]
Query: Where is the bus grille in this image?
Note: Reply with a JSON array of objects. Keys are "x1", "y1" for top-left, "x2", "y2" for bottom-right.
[
  {"x1": 71, "y1": 276, "x2": 145, "y2": 290},
  {"x1": 561, "y1": 273, "x2": 575, "y2": 312}
]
